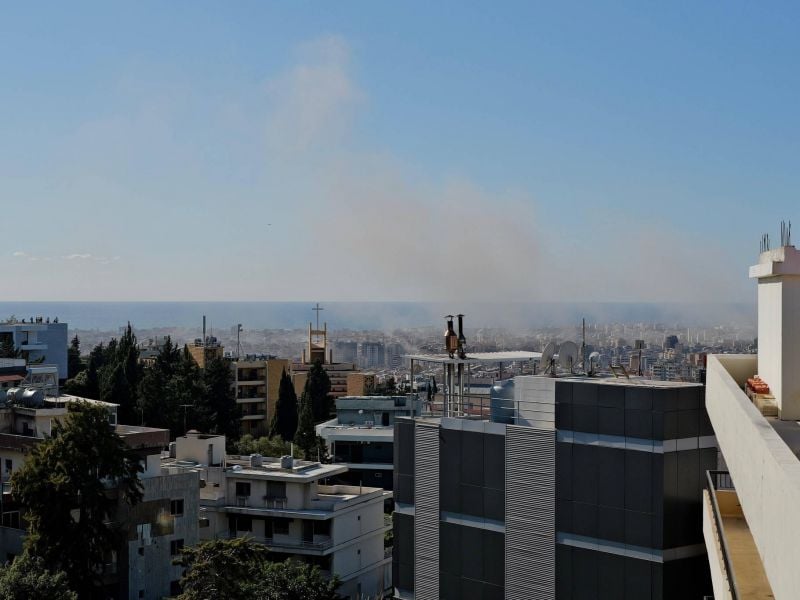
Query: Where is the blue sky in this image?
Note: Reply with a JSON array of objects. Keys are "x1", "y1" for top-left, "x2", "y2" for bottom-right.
[{"x1": 2, "y1": 2, "x2": 798, "y2": 302}]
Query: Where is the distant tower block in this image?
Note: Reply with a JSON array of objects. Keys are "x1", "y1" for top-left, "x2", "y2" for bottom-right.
[{"x1": 749, "y1": 240, "x2": 800, "y2": 419}]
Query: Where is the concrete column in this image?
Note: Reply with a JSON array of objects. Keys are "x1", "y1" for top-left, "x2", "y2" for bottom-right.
[{"x1": 750, "y1": 245, "x2": 800, "y2": 419}]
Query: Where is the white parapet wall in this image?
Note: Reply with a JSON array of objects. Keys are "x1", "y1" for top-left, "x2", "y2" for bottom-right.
[{"x1": 706, "y1": 354, "x2": 800, "y2": 600}]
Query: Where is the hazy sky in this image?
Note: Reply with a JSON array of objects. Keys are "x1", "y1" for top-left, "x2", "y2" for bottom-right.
[{"x1": 2, "y1": 2, "x2": 799, "y2": 302}]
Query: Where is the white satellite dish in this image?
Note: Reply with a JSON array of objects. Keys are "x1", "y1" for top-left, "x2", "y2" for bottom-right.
[
  {"x1": 588, "y1": 351, "x2": 601, "y2": 375},
  {"x1": 541, "y1": 342, "x2": 557, "y2": 374},
  {"x1": 559, "y1": 341, "x2": 579, "y2": 372}
]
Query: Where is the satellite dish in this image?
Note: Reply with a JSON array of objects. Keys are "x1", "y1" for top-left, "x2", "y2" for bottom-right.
[
  {"x1": 559, "y1": 341, "x2": 579, "y2": 372},
  {"x1": 541, "y1": 342, "x2": 557, "y2": 373},
  {"x1": 588, "y1": 351, "x2": 601, "y2": 375}
]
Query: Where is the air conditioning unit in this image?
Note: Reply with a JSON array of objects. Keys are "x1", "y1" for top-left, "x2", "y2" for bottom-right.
[{"x1": 365, "y1": 420, "x2": 374, "y2": 428}]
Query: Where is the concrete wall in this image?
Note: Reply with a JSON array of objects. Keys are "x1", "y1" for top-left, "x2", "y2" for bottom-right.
[
  {"x1": 125, "y1": 470, "x2": 199, "y2": 600},
  {"x1": 175, "y1": 433, "x2": 225, "y2": 466},
  {"x1": 707, "y1": 354, "x2": 800, "y2": 600}
]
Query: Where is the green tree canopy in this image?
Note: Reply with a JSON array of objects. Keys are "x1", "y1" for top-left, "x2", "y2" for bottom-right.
[
  {"x1": 305, "y1": 361, "x2": 332, "y2": 423},
  {"x1": 234, "y1": 434, "x2": 291, "y2": 457},
  {"x1": 67, "y1": 335, "x2": 82, "y2": 380},
  {"x1": 294, "y1": 391, "x2": 317, "y2": 460},
  {"x1": 270, "y1": 369, "x2": 298, "y2": 441},
  {"x1": 0, "y1": 552, "x2": 77, "y2": 600},
  {"x1": 11, "y1": 402, "x2": 143, "y2": 599},
  {"x1": 175, "y1": 538, "x2": 339, "y2": 600},
  {"x1": 195, "y1": 357, "x2": 240, "y2": 442}
]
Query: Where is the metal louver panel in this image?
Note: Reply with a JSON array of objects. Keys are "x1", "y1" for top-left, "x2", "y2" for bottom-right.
[
  {"x1": 414, "y1": 423, "x2": 440, "y2": 600},
  {"x1": 505, "y1": 425, "x2": 556, "y2": 600}
]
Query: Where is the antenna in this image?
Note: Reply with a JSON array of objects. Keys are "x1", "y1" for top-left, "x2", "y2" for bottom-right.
[
  {"x1": 781, "y1": 220, "x2": 793, "y2": 247},
  {"x1": 588, "y1": 351, "x2": 601, "y2": 376},
  {"x1": 558, "y1": 341, "x2": 579, "y2": 373}
]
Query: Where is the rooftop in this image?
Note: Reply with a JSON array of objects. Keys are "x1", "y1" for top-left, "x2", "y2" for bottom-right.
[{"x1": 404, "y1": 350, "x2": 542, "y2": 365}]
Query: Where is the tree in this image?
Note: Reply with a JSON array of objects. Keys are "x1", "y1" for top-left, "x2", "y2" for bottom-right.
[
  {"x1": 174, "y1": 537, "x2": 270, "y2": 599},
  {"x1": 67, "y1": 335, "x2": 82, "y2": 379},
  {"x1": 196, "y1": 357, "x2": 240, "y2": 442},
  {"x1": 0, "y1": 552, "x2": 77, "y2": 600},
  {"x1": 294, "y1": 392, "x2": 317, "y2": 460},
  {"x1": 305, "y1": 361, "x2": 332, "y2": 423},
  {"x1": 245, "y1": 559, "x2": 340, "y2": 600},
  {"x1": 0, "y1": 336, "x2": 20, "y2": 359},
  {"x1": 234, "y1": 434, "x2": 291, "y2": 457},
  {"x1": 11, "y1": 402, "x2": 143, "y2": 599},
  {"x1": 270, "y1": 369, "x2": 298, "y2": 441},
  {"x1": 175, "y1": 539, "x2": 340, "y2": 600},
  {"x1": 137, "y1": 337, "x2": 184, "y2": 435}
]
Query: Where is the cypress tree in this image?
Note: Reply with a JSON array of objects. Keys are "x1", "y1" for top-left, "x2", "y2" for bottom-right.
[{"x1": 270, "y1": 369, "x2": 298, "y2": 441}]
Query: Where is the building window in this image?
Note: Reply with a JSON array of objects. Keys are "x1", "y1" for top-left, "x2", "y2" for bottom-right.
[
  {"x1": 4, "y1": 460, "x2": 11, "y2": 476},
  {"x1": 170, "y1": 581, "x2": 181, "y2": 596},
  {"x1": 266, "y1": 481, "x2": 286, "y2": 499},
  {"x1": 374, "y1": 472, "x2": 382, "y2": 479},
  {"x1": 273, "y1": 518, "x2": 290, "y2": 535},
  {"x1": 170, "y1": 499, "x2": 184, "y2": 516},
  {"x1": 170, "y1": 539, "x2": 184, "y2": 556},
  {"x1": 235, "y1": 482, "x2": 251, "y2": 497},
  {"x1": 1, "y1": 512, "x2": 20, "y2": 529}
]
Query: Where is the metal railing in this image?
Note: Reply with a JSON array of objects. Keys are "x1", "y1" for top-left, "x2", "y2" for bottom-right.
[
  {"x1": 224, "y1": 532, "x2": 332, "y2": 550},
  {"x1": 706, "y1": 470, "x2": 739, "y2": 600}
]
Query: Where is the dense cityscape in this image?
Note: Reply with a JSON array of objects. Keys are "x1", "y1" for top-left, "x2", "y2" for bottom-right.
[{"x1": 5, "y1": 2, "x2": 800, "y2": 599}]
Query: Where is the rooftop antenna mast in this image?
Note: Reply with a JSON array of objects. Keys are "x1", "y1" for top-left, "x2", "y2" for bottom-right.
[
  {"x1": 781, "y1": 220, "x2": 792, "y2": 247},
  {"x1": 236, "y1": 324, "x2": 243, "y2": 359},
  {"x1": 760, "y1": 233, "x2": 771, "y2": 253}
]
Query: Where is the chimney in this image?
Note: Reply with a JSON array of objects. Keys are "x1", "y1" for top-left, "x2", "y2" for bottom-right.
[
  {"x1": 750, "y1": 242, "x2": 800, "y2": 419},
  {"x1": 456, "y1": 314, "x2": 467, "y2": 359},
  {"x1": 444, "y1": 316, "x2": 458, "y2": 357},
  {"x1": 203, "y1": 315, "x2": 206, "y2": 344}
]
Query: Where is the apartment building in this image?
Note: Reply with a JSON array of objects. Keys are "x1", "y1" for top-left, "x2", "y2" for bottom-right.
[
  {"x1": 394, "y1": 361, "x2": 714, "y2": 599},
  {"x1": 0, "y1": 318, "x2": 68, "y2": 380},
  {"x1": 168, "y1": 432, "x2": 392, "y2": 599},
  {"x1": 316, "y1": 395, "x2": 422, "y2": 490},
  {"x1": 0, "y1": 391, "x2": 198, "y2": 600},
  {"x1": 702, "y1": 241, "x2": 800, "y2": 600},
  {"x1": 231, "y1": 357, "x2": 289, "y2": 436}
]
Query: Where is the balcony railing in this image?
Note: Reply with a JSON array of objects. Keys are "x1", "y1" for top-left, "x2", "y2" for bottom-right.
[
  {"x1": 224, "y1": 532, "x2": 332, "y2": 551},
  {"x1": 706, "y1": 470, "x2": 739, "y2": 600}
]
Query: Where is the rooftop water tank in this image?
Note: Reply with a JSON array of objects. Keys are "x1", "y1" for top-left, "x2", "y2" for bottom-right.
[
  {"x1": 250, "y1": 454, "x2": 263, "y2": 468},
  {"x1": 280, "y1": 455, "x2": 294, "y2": 469},
  {"x1": 22, "y1": 389, "x2": 44, "y2": 408},
  {"x1": 490, "y1": 379, "x2": 515, "y2": 424}
]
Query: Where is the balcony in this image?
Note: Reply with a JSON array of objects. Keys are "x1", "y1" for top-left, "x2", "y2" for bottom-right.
[
  {"x1": 703, "y1": 471, "x2": 773, "y2": 600},
  {"x1": 225, "y1": 532, "x2": 332, "y2": 552},
  {"x1": 707, "y1": 354, "x2": 800, "y2": 600}
]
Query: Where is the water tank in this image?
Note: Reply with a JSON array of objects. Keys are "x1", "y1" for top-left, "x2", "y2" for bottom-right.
[
  {"x1": 490, "y1": 379, "x2": 515, "y2": 424},
  {"x1": 169, "y1": 442, "x2": 176, "y2": 459},
  {"x1": 250, "y1": 454, "x2": 263, "y2": 468},
  {"x1": 280, "y1": 455, "x2": 294, "y2": 469},
  {"x1": 5, "y1": 388, "x2": 21, "y2": 404},
  {"x1": 22, "y1": 389, "x2": 44, "y2": 408}
]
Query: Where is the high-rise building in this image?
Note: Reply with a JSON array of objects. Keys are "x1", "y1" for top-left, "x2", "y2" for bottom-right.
[
  {"x1": 393, "y1": 361, "x2": 714, "y2": 599},
  {"x1": 360, "y1": 342, "x2": 385, "y2": 369}
]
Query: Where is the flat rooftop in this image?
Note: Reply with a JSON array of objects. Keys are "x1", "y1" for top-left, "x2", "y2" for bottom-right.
[{"x1": 404, "y1": 351, "x2": 542, "y2": 365}]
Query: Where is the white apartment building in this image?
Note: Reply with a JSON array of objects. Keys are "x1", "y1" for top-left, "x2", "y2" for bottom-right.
[
  {"x1": 704, "y1": 240, "x2": 800, "y2": 600},
  {"x1": 166, "y1": 432, "x2": 392, "y2": 599},
  {"x1": 0, "y1": 318, "x2": 69, "y2": 380},
  {"x1": 0, "y1": 390, "x2": 198, "y2": 600}
]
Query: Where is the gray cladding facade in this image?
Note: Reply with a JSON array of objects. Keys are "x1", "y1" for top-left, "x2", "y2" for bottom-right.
[{"x1": 392, "y1": 376, "x2": 714, "y2": 600}]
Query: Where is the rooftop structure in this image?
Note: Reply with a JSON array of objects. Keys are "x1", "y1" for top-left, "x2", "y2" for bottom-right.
[
  {"x1": 0, "y1": 319, "x2": 69, "y2": 380},
  {"x1": 316, "y1": 395, "x2": 422, "y2": 490},
  {"x1": 395, "y1": 316, "x2": 714, "y2": 600}
]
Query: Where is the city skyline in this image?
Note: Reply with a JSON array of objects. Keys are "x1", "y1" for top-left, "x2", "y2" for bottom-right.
[{"x1": 3, "y1": 3, "x2": 799, "y2": 302}]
